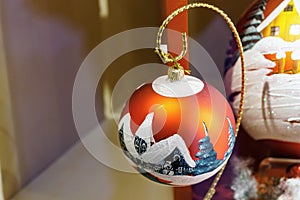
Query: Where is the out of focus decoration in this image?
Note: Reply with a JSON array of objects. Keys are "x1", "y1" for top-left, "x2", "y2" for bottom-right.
[
  {"x1": 231, "y1": 157, "x2": 300, "y2": 199},
  {"x1": 225, "y1": 0, "x2": 300, "y2": 157},
  {"x1": 118, "y1": 3, "x2": 245, "y2": 199}
]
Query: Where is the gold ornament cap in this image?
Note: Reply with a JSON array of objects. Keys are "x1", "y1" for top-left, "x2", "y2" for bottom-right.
[{"x1": 168, "y1": 67, "x2": 184, "y2": 81}]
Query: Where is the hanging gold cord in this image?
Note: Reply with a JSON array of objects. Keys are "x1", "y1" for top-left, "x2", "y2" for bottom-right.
[{"x1": 155, "y1": 3, "x2": 246, "y2": 200}]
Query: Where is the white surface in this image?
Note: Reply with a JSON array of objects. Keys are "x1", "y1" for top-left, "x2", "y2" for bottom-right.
[
  {"x1": 152, "y1": 75, "x2": 204, "y2": 97},
  {"x1": 252, "y1": 37, "x2": 290, "y2": 54},
  {"x1": 11, "y1": 120, "x2": 173, "y2": 200},
  {"x1": 295, "y1": 0, "x2": 300, "y2": 16}
]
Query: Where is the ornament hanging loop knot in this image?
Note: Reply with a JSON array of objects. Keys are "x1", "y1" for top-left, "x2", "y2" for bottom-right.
[
  {"x1": 166, "y1": 54, "x2": 190, "y2": 81},
  {"x1": 155, "y1": 32, "x2": 188, "y2": 64}
]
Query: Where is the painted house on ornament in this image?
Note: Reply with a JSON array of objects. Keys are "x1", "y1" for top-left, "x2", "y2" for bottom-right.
[{"x1": 256, "y1": 0, "x2": 300, "y2": 74}]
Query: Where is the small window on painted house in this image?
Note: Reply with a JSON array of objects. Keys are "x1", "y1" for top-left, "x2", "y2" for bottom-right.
[
  {"x1": 270, "y1": 26, "x2": 280, "y2": 36},
  {"x1": 290, "y1": 24, "x2": 300, "y2": 35},
  {"x1": 284, "y1": 4, "x2": 293, "y2": 12}
]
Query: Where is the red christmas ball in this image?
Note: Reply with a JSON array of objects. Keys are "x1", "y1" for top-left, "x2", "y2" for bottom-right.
[{"x1": 118, "y1": 75, "x2": 236, "y2": 186}]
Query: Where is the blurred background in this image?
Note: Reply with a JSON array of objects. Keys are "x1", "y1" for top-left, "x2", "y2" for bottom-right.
[{"x1": 0, "y1": 0, "x2": 254, "y2": 199}]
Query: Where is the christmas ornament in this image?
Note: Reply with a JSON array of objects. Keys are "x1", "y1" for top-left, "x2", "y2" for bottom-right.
[
  {"x1": 118, "y1": 3, "x2": 245, "y2": 196},
  {"x1": 225, "y1": 0, "x2": 300, "y2": 157}
]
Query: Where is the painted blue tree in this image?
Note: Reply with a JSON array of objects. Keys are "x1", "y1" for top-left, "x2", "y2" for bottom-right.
[{"x1": 193, "y1": 122, "x2": 222, "y2": 175}]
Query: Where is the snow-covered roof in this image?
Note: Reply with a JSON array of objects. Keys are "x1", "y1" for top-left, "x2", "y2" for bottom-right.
[{"x1": 257, "y1": 0, "x2": 300, "y2": 32}]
